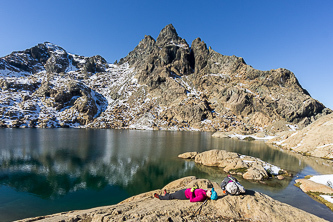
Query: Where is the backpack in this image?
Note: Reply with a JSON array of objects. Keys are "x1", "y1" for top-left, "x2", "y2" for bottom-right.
[{"x1": 225, "y1": 177, "x2": 245, "y2": 195}]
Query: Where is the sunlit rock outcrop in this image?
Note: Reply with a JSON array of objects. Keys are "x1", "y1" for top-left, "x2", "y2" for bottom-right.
[
  {"x1": 18, "y1": 177, "x2": 327, "y2": 222},
  {"x1": 178, "y1": 149, "x2": 287, "y2": 181},
  {"x1": 267, "y1": 113, "x2": 333, "y2": 159}
]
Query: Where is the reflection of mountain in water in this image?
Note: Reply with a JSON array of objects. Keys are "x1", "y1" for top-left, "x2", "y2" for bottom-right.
[
  {"x1": 0, "y1": 129, "x2": 204, "y2": 199},
  {"x1": 0, "y1": 128, "x2": 326, "y2": 200},
  {"x1": 0, "y1": 148, "x2": 206, "y2": 199},
  {"x1": 0, "y1": 153, "x2": 140, "y2": 199}
]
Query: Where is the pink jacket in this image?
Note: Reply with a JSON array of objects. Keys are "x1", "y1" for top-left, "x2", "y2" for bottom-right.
[{"x1": 184, "y1": 188, "x2": 207, "y2": 202}]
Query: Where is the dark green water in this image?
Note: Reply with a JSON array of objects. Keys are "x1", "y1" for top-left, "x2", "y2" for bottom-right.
[{"x1": 0, "y1": 129, "x2": 332, "y2": 221}]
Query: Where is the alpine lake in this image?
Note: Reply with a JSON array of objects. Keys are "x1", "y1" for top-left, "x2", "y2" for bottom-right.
[{"x1": 0, "y1": 129, "x2": 333, "y2": 221}]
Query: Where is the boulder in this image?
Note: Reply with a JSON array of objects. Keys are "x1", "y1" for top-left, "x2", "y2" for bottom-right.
[
  {"x1": 243, "y1": 166, "x2": 269, "y2": 180},
  {"x1": 223, "y1": 158, "x2": 248, "y2": 172},
  {"x1": 194, "y1": 149, "x2": 239, "y2": 167},
  {"x1": 211, "y1": 131, "x2": 230, "y2": 138}
]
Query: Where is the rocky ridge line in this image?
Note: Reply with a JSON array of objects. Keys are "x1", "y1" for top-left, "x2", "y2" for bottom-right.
[{"x1": 0, "y1": 24, "x2": 331, "y2": 133}]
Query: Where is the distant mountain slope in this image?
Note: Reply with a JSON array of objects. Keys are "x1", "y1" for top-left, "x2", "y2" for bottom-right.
[{"x1": 0, "y1": 24, "x2": 331, "y2": 132}]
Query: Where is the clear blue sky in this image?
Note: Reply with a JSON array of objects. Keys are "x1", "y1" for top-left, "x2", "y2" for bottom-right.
[{"x1": 1, "y1": 0, "x2": 332, "y2": 109}]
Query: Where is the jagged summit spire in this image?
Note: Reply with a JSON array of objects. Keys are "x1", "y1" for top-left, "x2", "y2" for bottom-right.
[{"x1": 156, "y1": 24, "x2": 181, "y2": 47}]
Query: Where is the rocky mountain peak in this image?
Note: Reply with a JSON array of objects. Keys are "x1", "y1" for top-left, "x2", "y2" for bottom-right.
[
  {"x1": 156, "y1": 24, "x2": 183, "y2": 47},
  {"x1": 0, "y1": 42, "x2": 109, "y2": 76},
  {"x1": 43, "y1": 42, "x2": 67, "y2": 55},
  {"x1": 26, "y1": 42, "x2": 68, "y2": 61},
  {"x1": 119, "y1": 24, "x2": 192, "y2": 75},
  {"x1": 118, "y1": 35, "x2": 156, "y2": 66}
]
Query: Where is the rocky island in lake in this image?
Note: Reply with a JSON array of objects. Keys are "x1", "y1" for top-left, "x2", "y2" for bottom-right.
[{"x1": 178, "y1": 149, "x2": 288, "y2": 181}]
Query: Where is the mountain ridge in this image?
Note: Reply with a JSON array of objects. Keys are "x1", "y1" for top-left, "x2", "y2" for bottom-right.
[{"x1": 0, "y1": 24, "x2": 330, "y2": 132}]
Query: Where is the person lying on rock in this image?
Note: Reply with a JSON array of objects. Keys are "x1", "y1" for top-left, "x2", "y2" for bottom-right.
[{"x1": 154, "y1": 187, "x2": 218, "y2": 202}]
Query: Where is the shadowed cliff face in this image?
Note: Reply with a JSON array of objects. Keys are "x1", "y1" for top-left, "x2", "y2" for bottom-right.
[{"x1": 0, "y1": 24, "x2": 330, "y2": 131}]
